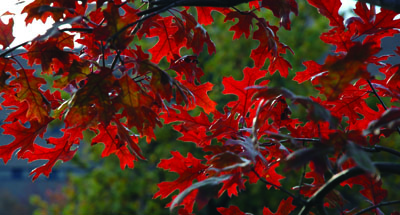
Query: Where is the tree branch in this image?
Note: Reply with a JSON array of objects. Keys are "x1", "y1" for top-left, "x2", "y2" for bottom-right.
[
  {"x1": 354, "y1": 200, "x2": 400, "y2": 215},
  {"x1": 367, "y1": 79, "x2": 400, "y2": 135},
  {"x1": 356, "y1": 0, "x2": 400, "y2": 12},
  {"x1": 0, "y1": 41, "x2": 28, "y2": 58},
  {"x1": 299, "y1": 162, "x2": 400, "y2": 215},
  {"x1": 361, "y1": 145, "x2": 400, "y2": 158}
]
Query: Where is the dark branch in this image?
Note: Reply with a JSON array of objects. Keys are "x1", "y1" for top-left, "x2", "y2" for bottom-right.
[
  {"x1": 299, "y1": 162, "x2": 400, "y2": 215},
  {"x1": 367, "y1": 79, "x2": 400, "y2": 135},
  {"x1": 361, "y1": 145, "x2": 400, "y2": 158},
  {"x1": 59, "y1": 28, "x2": 94, "y2": 33},
  {"x1": 356, "y1": 0, "x2": 400, "y2": 12},
  {"x1": 354, "y1": 200, "x2": 400, "y2": 215},
  {"x1": 0, "y1": 41, "x2": 28, "y2": 58}
]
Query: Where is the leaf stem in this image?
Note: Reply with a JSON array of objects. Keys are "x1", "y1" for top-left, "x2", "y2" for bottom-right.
[
  {"x1": 354, "y1": 200, "x2": 400, "y2": 215},
  {"x1": 367, "y1": 79, "x2": 400, "y2": 135}
]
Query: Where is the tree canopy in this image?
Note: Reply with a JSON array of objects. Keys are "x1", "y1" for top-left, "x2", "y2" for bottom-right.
[{"x1": 1, "y1": 0, "x2": 400, "y2": 214}]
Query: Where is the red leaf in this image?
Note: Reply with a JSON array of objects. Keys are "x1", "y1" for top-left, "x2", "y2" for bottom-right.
[
  {"x1": 148, "y1": 16, "x2": 183, "y2": 63},
  {"x1": 0, "y1": 18, "x2": 15, "y2": 49},
  {"x1": 169, "y1": 55, "x2": 204, "y2": 84},
  {"x1": 153, "y1": 151, "x2": 207, "y2": 199},
  {"x1": 0, "y1": 119, "x2": 50, "y2": 164},
  {"x1": 217, "y1": 205, "x2": 247, "y2": 215},
  {"x1": 250, "y1": 21, "x2": 278, "y2": 68},
  {"x1": 307, "y1": 0, "x2": 344, "y2": 28},
  {"x1": 218, "y1": 172, "x2": 246, "y2": 197},
  {"x1": 92, "y1": 123, "x2": 144, "y2": 169},
  {"x1": 162, "y1": 106, "x2": 211, "y2": 146},
  {"x1": 9, "y1": 69, "x2": 49, "y2": 123},
  {"x1": 23, "y1": 32, "x2": 74, "y2": 74},
  {"x1": 249, "y1": 162, "x2": 285, "y2": 189},
  {"x1": 263, "y1": 197, "x2": 295, "y2": 215},
  {"x1": 224, "y1": 11, "x2": 255, "y2": 39},
  {"x1": 22, "y1": 0, "x2": 69, "y2": 24},
  {"x1": 268, "y1": 55, "x2": 291, "y2": 78},
  {"x1": 261, "y1": 0, "x2": 298, "y2": 30},
  {"x1": 22, "y1": 127, "x2": 81, "y2": 180},
  {"x1": 180, "y1": 11, "x2": 216, "y2": 55},
  {"x1": 179, "y1": 78, "x2": 217, "y2": 114},
  {"x1": 293, "y1": 60, "x2": 324, "y2": 84},
  {"x1": 352, "y1": 2, "x2": 400, "y2": 35},
  {"x1": 93, "y1": 2, "x2": 136, "y2": 50},
  {"x1": 223, "y1": 67, "x2": 268, "y2": 120}
]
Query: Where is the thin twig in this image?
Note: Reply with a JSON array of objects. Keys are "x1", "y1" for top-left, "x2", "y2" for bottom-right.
[
  {"x1": 293, "y1": 138, "x2": 320, "y2": 142},
  {"x1": 367, "y1": 79, "x2": 400, "y2": 135},
  {"x1": 251, "y1": 168, "x2": 305, "y2": 205},
  {"x1": 0, "y1": 41, "x2": 29, "y2": 58},
  {"x1": 354, "y1": 200, "x2": 400, "y2": 215},
  {"x1": 361, "y1": 145, "x2": 400, "y2": 157},
  {"x1": 59, "y1": 28, "x2": 94, "y2": 33},
  {"x1": 297, "y1": 140, "x2": 307, "y2": 198},
  {"x1": 367, "y1": 79, "x2": 388, "y2": 110},
  {"x1": 111, "y1": 51, "x2": 121, "y2": 70},
  {"x1": 101, "y1": 41, "x2": 106, "y2": 68}
]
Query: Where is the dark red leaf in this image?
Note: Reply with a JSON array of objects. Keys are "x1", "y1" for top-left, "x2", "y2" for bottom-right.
[
  {"x1": 0, "y1": 118, "x2": 51, "y2": 164},
  {"x1": 224, "y1": 11, "x2": 255, "y2": 39},
  {"x1": 263, "y1": 197, "x2": 295, "y2": 215},
  {"x1": 217, "y1": 205, "x2": 248, "y2": 215},
  {"x1": 261, "y1": 0, "x2": 298, "y2": 30},
  {"x1": 0, "y1": 17, "x2": 15, "y2": 49}
]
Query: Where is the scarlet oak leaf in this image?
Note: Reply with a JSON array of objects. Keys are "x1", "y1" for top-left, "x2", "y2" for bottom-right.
[
  {"x1": 223, "y1": 67, "x2": 267, "y2": 119},
  {"x1": 179, "y1": 11, "x2": 216, "y2": 55},
  {"x1": 181, "y1": 80, "x2": 217, "y2": 114},
  {"x1": 217, "y1": 205, "x2": 249, "y2": 215},
  {"x1": 261, "y1": 0, "x2": 298, "y2": 30},
  {"x1": 352, "y1": 2, "x2": 400, "y2": 35},
  {"x1": 0, "y1": 18, "x2": 15, "y2": 49},
  {"x1": 22, "y1": 0, "x2": 67, "y2": 24},
  {"x1": 93, "y1": 2, "x2": 136, "y2": 50},
  {"x1": 0, "y1": 119, "x2": 50, "y2": 164},
  {"x1": 268, "y1": 55, "x2": 291, "y2": 78},
  {"x1": 148, "y1": 16, "x2": 182, "y2": 63},
  {"x1": 64, "y1": 68, "x2": 117, "y2": 128},
  {"x1": 224, "y1": 11, "x2": 255, "y2": 39},
  {"x1": 92, "y1": 123, "x2": 144, "y2": 169},
  {"x1": 250, "y1": 21, "x2": 278, "y2": 68},
  {"x1": 307, "y1": 0, "x2": 344, "y2": 28},
  {"x1": 195, "y1": 7, "x2": 214, "y2": 25},
  {"x1": 263, "y1": 197, "x2": 295, "y2": 215},
  {"x1": 23, "y1": 32, "x2": 74, "y2": 74},
  {"x1": 22, "y1": 127, "x2": 82, "y2": 180},
  {"x1": 169, "y1": 55, "x2": 204, "y2": 83},
  {"x1": 293, "y1": 60, "x2": 324, "y2": 84},
  {"x1": 154, "y1": 151, "x2": 207, "y2": 199},
  {"x1": 10, "y1": 69, "x2": 49, "y2": 123},
  {"x1": 116, "y1": 74, "x2": 161, "y2": 140}
]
